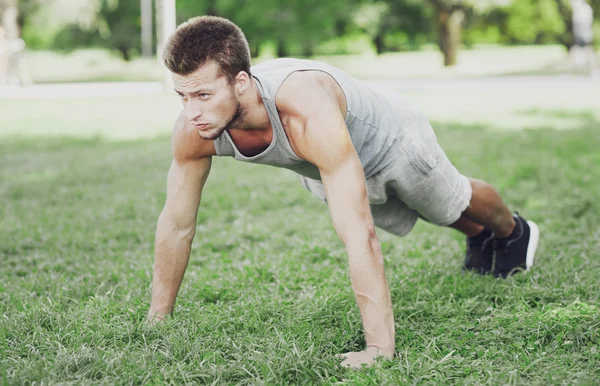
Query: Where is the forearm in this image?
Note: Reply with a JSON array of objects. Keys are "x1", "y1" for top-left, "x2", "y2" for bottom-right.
[
  {"x1": 347, "y1": 236, "x2": 395, "y2": 355},
  {"x1": 148, "y1": 215, "x2": 195, "y2": 319}
]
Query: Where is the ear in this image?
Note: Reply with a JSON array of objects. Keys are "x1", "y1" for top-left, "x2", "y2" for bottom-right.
[{"x1": 234, "y1": 71, "x2": 250, "y2": 95}]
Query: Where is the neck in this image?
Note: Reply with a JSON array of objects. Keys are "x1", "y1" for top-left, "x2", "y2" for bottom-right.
[{"x1": 230, "y1": 78, "x2": 270, "y2": 132}]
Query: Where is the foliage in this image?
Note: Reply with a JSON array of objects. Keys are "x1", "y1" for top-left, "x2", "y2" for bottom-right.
[
  {"x1": 503, "y1": 0, "x2": 566, "y2": 44},
  {"x1": 18, "y1": 0, "x2": 102, "y2": 49},
  {"x1": 9, "y1": 0, "x2": 600, "y2": 58},
  {"x1": 350, "y1": 0, "x2": 433, "y2": 53},
  {"x1": 97, "y1": 0, "x2": 142, "y2": 61},
  {"x1": 176, "y1": 0, "x2": 362, "y2": 57}
]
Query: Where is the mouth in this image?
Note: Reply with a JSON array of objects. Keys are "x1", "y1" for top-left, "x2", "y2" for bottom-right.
[{"x1": 193, "y1": 123, "x2": 210, "y2": 129}]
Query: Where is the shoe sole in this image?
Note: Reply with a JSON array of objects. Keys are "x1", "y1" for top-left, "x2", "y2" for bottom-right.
[{"x1": 525, "y1": 220, "x2": 539, "y2": 270}]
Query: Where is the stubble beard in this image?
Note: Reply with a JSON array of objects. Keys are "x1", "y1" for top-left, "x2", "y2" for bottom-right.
[{"x1": 198, "y1": 97, "x2": 246, "y2": 141}]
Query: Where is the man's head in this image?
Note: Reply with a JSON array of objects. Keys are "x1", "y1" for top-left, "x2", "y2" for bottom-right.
[{"x1": 164, "y1": 16, "x2": 252, "y2": 140}]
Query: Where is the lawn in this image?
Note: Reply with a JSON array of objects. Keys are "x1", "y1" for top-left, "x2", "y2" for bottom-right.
[{"x1": 1, "y1": 76, "x2": 599, "y2": 383}]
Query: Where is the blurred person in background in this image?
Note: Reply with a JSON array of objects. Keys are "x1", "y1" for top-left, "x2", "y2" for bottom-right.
[
  {"x1": 0, "y1": 26, "x2": 7, "y2": 86},
  {"x1": 0, "y1": 5, "x2": 31, "y2": 87},
  {"x1": 570, "y1": 0, "x2": 598, "y2": 74}
]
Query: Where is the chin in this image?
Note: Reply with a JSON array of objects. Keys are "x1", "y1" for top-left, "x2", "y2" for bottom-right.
[{"x1": 199, "y1": 127, "x2": 226, "y2": 140}]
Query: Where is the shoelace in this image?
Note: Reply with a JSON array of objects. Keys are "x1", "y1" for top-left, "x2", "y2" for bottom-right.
[{"x1": 494, "y1": 218, "x2": 523, "y2": 254}]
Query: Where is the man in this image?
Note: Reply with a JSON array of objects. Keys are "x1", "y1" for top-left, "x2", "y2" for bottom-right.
[
  {"x1": 570, "y1": 0, "x2": 597, "y2": 74},
  {"x1": 147, "y1": 16, "x2": 540, "y2": 368}
]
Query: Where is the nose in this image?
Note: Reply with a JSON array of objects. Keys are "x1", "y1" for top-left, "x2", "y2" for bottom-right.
[{"x1": 185, "y1": 100, "x2": 203, "y2": 123}]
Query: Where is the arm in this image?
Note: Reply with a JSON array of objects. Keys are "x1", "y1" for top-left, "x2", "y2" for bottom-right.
[
  {"x1": 148, "y1": 148, "x2": 212, "y2": 321},
  {"x1": 277, "y1": 74, "x2": 395, "y2": 366},
  {"x1": 318, "y1": 138, "x2": 395, "y2": 361}
]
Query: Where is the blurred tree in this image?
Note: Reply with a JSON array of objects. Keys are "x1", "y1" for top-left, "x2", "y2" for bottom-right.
[
  {"x1": 428, "y1": 0, "x2": 510, "y2": 66},
  {"x1": 175, "y1": 0, "x2": 267, "y2": 56},
  {"x1": 470, "y1": 0, "x2": 598, "y2": 49},
  {"x1": 15, "y1": 0, "x2": 596, "y2": 63},
  {"x1": 15, "y1": 0, "x2": 41, "y2": 35},
  {"x1": 556, "y1": 0, "x2": 599, "y2": 49},
  {"x1": 46, "y1": 0, "x2": 149, "y2": 61},
  {"x1": 176, "y1": 0, "x2": 361, "y2": 58},
  {"x1": 351, "y1": 0, "x2": 432, "y2": 54},
  {"x1": 271, "y1": 0, "x2": 355, "y2": 57},
  {"x1": 99, "y1": 0, "x2": 141, "y2": 61},
  {"x1": 556, "y1": 0, "x2": 576, "y2": 48},
  {"x1": 21, "y1": 0, "x2": 102, "y2": 50},
  {"x1": 502, "y1": 0, "x2": 565, "y2": 44}
]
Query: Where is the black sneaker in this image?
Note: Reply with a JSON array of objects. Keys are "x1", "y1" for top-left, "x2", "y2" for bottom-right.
[
  {"x1": 463, "y1": 228, "x2": 494, "y2": 274},
  {"x1": 492, "y1": 213, "x2": 540, "y2": 278}
]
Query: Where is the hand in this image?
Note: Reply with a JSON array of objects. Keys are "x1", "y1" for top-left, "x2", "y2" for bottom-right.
[{"x1": 337, "y1": 346, "x2": 394, "y2": 368}]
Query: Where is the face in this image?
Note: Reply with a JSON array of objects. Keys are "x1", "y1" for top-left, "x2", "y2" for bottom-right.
[{"x1": 173, "y1": 60, "x2": 246, "y2": 140}]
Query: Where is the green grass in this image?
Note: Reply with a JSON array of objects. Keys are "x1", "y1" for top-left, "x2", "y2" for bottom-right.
[{"x1": 1, "y1": 94, "x2": 599, "y2": 383}]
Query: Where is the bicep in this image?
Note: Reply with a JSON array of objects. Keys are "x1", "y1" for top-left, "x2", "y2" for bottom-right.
[
  {"x1": 288, "y1": 94, "x2": 374, "y2": 244},
  {"x1": 278, "y1": 74, "x2": 375, "y2": 242}
]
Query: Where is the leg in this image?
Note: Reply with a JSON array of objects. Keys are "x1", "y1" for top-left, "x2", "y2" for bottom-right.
[
  {"x1": 446, "y1": 179, "x2": 513, "y2": 274},
  {"x1": 453, "y1": 178, "x2": 539, "y2": 277},
  {"x1": 382, "y1": 122, "x2": 537, "y2": 275},
  {"x1": 460, "y1": 178, "x2": 515, "y2": 238},
  {"x1": 449, "y1": 215, "x2": 483, "y2": 238}
]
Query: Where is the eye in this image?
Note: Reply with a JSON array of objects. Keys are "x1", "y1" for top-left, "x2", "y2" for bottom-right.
[{"x1": 199, "y1": 93, "x2": 210, "y2": 99}]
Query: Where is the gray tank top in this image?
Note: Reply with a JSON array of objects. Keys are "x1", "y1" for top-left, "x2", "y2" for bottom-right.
[{"x1": 213, "y1": 58, "x2": 429, "y2": 180}]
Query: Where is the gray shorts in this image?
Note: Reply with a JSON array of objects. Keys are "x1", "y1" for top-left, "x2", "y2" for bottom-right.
[{"x1": 299, "y1": 137, "x2": 472, "y2": 237}]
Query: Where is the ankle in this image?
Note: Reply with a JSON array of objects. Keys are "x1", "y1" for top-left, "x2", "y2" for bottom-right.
[
  {"x1": 495, "y1": 218, "x2": 519, "y2": 240},
  {"x1": 469, "y1": 227, "x2": 492, "y2": 240}
]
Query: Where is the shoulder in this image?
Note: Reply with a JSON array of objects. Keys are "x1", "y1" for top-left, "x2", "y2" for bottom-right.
[
  {"x1": 274, "y1": 71, "x2": 349, "y2": 163},
  {"x1": 171, "y1": 110, "x2": 216, "y2": 163},
  {"x1": 276, "y1": 71, "x2": 340, "y2": 123}
]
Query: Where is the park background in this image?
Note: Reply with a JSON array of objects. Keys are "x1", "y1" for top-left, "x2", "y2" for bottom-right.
[{"x1": 1, "y1": 0, "x2": 599, "y2": 384}]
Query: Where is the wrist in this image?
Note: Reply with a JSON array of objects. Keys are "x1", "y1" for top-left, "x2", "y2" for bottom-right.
[
  {"x1": 148, "y1": 304, "x2": 173, "y2": 319},
  {"x1": 366, "y1": 344, "x2": 395, "y2": 358}
]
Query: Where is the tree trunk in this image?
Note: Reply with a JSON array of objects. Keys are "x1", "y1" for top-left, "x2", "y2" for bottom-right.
[
  {"x1": 438, "y1": 8, "x2": 464, "y2": 67},
  {"x1": 301, "y1": 41, "x2": 313, "y2": 57},
  {"x1": 141, "y1": 0, "x2": 153, "y2": 57},
  {"x1": 373, "y1": 32, "x2": 385, "y2": 55},
  {"x1": 155, "y1": 0, "x2": 176, "y2": 92},
  {"x1": 556, "y1": 0, "x2": 574, "y2": 50},
  {"x1": 276, "y1": 39, "x2": 288, "y2": 58},
  {"x1": 250, "y1": 42, "x2": 259, "y2": 58},
  {"x1": 119, "y1": 46, "x2": 131, "y2": 61}
]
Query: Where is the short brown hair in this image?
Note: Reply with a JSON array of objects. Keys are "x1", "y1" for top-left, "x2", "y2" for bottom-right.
[{"x1": 163, "y1": 16, "x2": 252, "y2": 83}]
